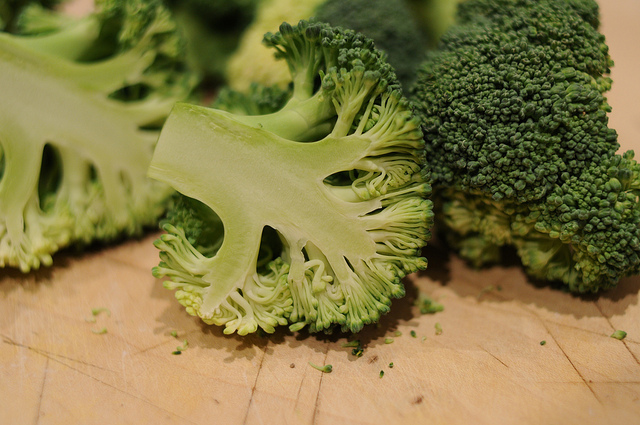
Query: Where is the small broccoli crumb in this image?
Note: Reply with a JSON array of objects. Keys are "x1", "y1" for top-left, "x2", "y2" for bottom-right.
[
  {"x1": 394, "y1": 331, "x2": 402, "y2": 337},
  {"x1": 477, "y1": 285, "x2": 502, "y2": 300},
  {"x1": 389, "y1": 362, "x2": 394, "y2": 368},
  {"x1": 91, "y1": 308, "x2": 111, "y2": 317},
  {"x1": 309, "y1": 362, "x2": 333, "y2": 373},
  {"x1": 379, "y1": 370, "x2": 385, "y2": 378},
  {"x1": 172, "y1": 350, "x2": 182, "y2": 355},
  {"x1": 342, "y1": 339, "x2": 364, "y2": 356},
  {"x1": 410, "y1": 330, "x2": 417, "y2": 338},
  {"x1": 170, "y1": 330, "x2": 178, "y2": 338},
  {"x1": 384, "y1": 338, "x2": 394, "y2": 344},
  {"x1": 416, "y1": 294, "x2": 444, "y2": 314},
  {"x1": 611, "y1": 330, "x2": 627, "y2": 340},
  {"x1": 540, "y1": 340, "x2": 547, "y2": 346},
  {"x1": 91, "y1": 327, "x2": 108, "y2": 335},
  {"x1": 176, "y1": 340, "x2": 189, "y2": 351},
  {"x1": 435, "y1": 323, "x2": 442, "y2": 335},
  {"x1": 86, "y1": 307, "x2": 111, "y2": 323}
]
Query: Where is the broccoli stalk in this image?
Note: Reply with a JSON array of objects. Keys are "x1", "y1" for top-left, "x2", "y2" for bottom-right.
[
  {"x1": 411, "y1": 0, "x2": 640, "y2": 292},
  {"x1": 150, "y1": 21, "x2": 433, "y2": 335},
  {"x1": 0, "y1": 0, "x2": 196, "y2": 271}
]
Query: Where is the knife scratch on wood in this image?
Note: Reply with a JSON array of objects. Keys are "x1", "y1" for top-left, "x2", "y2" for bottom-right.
[
  {"x1": 34, "y1": 356, "x2": 49, "y2": 425},
  {"x1": 241, "y1": 340, "x2": 268, "y2": 425},
  {"x1": 310, "y1": 341, "x2": 330, "y2": 425},
  {"x1": 2, "y1": 333, "x2": 199, "y2": 424}
]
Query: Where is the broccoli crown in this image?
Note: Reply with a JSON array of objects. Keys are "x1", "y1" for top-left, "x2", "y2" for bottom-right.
[
  {"x1": 413, "y1": 0, "x2": 615, "y2": 203},
  {"x1": 163, "y1": 0, "x2": 259, "y2": 83},
  {"x1": 0, "y1": 0, "x2": 196, "y2": 271},
  {"x1": 226, "y1": 0, "x2": 427, "y2": 91},
  {"x1": 0, "y1": 0, "x2": 63, "y2": 32},
  {"x1": 411, "y1": 0, "x2": 640, "y2": 292},
  {"x1": 149, "y1": 21, "x2": 433, "y2": 335},
  {"x1": 314, "y1": 0, "x2": 427, "y2": 88}
]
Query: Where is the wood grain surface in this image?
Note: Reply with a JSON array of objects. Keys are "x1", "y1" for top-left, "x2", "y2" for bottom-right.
[{"x1": 2, "y1": 1, "x2": 640, "y2": 424}]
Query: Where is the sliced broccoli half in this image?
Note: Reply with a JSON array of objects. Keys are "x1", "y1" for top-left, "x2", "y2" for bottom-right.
[
  {"x1": 149, "y1": 21, "x2": 433, "y2": 335},
  {"x1": 411, "y1": 0, "x2": 640, "y2": 292},
  {"x1": 0, "y1": 0, "x2": 196, "y2": 272}
]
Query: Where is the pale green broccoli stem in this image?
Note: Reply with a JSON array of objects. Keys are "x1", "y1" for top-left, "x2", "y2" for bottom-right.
[
  {"x1": 0, "y1": 124, "x2": 41, "y2": 248},
  {"x1": 217, "y1": 90, "x2": 335, "y2": 142}
]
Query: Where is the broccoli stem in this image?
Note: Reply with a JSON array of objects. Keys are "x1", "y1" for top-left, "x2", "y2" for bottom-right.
[{"x1": 217, "y1": 92, "x2": 336, "y2": 142}]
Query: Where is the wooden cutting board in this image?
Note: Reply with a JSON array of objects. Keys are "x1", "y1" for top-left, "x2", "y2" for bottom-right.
[{"x1": 2, "y1": 1, "x2": 640, "y2": 424}]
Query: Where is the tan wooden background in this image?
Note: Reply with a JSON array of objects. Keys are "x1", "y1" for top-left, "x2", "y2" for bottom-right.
[{"x1": 2, "y1": 1, "x2": 640, "y2": 424}]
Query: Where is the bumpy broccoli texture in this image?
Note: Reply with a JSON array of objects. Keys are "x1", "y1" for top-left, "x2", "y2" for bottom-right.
[
  {"x1": 226, "y1": 0, "x2": 426, "y2": 90},
  {"x1": 0, "y1": 0, "x2": 195, "y2": 271},
  {"x1": 149, "y1": 21, "x2": 433, "y2": 335},
  {"x1": 411, "y1": 0, "x2": 640, "y2": 292}
]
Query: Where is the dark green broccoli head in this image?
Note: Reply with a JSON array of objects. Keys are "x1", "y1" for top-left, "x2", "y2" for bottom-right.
[
  {"x1": 411, "y1": 0, "x2": 640, "y2": 292},
  {"x1": 522, "y1": 152, "x2": 640, "y2": 292},
  {"x1": 413, "y1": 0, "x2": 615, "y2": 203}
]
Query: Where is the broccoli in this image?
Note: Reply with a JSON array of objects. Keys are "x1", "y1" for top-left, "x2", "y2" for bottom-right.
[
  {"x1": 149, "y1": 21, "x2": 433, "y2": 335},
  {"x1": 0, "y1": 0, "x2": 63, "y2": 32},
  {"x1": 225, "y1": 0, "x2": 427, "y2": 91},
  {"x1": 0, "y1": 0, "x2": 196, "y2": 272},
  {"x1": 406, "y1": 0, "x2": 462, "y2": 46},
  {"x1": 163, "y1": 0, "x2": 259, "y2": 85},
  {"x1": 411, "y1": 0, "x2": 640, "y2": 292}
]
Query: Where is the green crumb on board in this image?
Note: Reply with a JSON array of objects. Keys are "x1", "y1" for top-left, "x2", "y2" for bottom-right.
[
  {"x1": 416, "y1": 294, "x2": 444, "y2": 314},
  {"x1": 91, "y1": 308, "x2": 111, "y2": 317},
  {"x1": 611, "y1": 330, "x2": 627, "y2": 340},
  {"x1": 309, "y1": 362, "x2": 333, "y2": 373}
]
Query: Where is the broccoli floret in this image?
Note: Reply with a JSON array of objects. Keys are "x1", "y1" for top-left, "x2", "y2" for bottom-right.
[
  {"x1": 225, "y1": 0, "x2": 427, "y2": 91},
  {"x1": 212, "y1": 82, "x2": 291, "y2": 116},
  {"x1": 411, "y1": 0, "x2": 640, "y2": 292},
  {"x1": 314, "y1": 0, "x2": 427, "y2": 89},
  {"x1": 405, "y1": 0, "x2": 462, "y2": 47},
  {"x1": 163, "y1": 0, "x2": 258, "y2": 85},
  {"x1": 0, "y1": 0, "x2": 196, "y2": 272},
  {"x1": 149, "y1": 21, "x2": 433, "y2": 335},
  {"x1": 0, "y1": 0, "x2": 63, "y2": 32}
]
